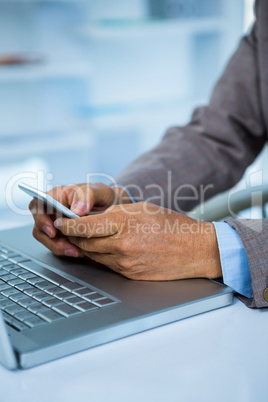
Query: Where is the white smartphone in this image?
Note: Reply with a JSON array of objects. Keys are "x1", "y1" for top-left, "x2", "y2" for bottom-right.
[{"x1": 18, "y1": 182, "x2": 79, "y2": 219}]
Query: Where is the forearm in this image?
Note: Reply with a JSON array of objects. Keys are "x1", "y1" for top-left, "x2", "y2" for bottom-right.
[{"x1": 116, "y1": 22, "x2": 266, "y2": 212}]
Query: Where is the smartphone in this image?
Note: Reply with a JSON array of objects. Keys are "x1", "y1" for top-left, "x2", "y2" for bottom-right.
[{"x1": 18, "y1": 182, "x2": 79, "y2": 219}]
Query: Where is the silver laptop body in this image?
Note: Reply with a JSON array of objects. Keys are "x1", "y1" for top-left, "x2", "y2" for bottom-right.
[{"x1": 0, "y1": 225, "x2": 233, "y2": 370}]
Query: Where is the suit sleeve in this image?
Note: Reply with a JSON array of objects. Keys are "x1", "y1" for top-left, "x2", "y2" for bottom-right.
[
  {"x1": 224, "y1": 218, "x2": 268, "y2": 308},
  {"x1": 116, "y1": 17, "x2": 266, "y2": 213},
  {"x1": 114, "y1": 3, "x2": 268, "y2": 308}
]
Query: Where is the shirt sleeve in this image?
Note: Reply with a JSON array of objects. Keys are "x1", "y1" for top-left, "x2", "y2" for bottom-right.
[{"x1": 213, "y1": 221, "x2": 253, "y2": 298}]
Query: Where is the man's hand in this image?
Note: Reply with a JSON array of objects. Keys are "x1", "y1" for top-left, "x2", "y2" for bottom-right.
[
  {"x1": 54, "y1": 202, "x2": 222, "y2": 281},
  {"x1": 29, "y1": 183, "x2": 131, "y2": 258}
]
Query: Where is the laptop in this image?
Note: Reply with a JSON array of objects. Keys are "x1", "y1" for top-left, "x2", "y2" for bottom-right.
[{"x1": 0, "y1": 224, "x2": 233, "y2": 370}]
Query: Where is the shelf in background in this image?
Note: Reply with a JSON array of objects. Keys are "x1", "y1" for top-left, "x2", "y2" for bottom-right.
[
  {"x1": 0, "y1": 130, "x2": 94, "y2": 162},
  {"x1": 0, "y1": 0, "x2": 84, "y2": 3},
  {"x1": 76, "y1": 17, "x2": 227, "y2": 39},
  {"x1": 78, "y1": 95, "x2": 203, "y2": 118},
  {"x1": 0, "y1": 62, "x2": 90, "y2": 82}
]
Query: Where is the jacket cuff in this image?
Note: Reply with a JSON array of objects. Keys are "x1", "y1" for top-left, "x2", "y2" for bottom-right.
[{"x1": 225, "y1": 218, "x2": 268, "y2": 308}]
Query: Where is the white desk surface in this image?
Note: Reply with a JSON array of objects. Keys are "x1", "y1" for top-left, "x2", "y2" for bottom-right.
[{"x1": 1, "y1": 297, "x2": 268, "y2": 402}]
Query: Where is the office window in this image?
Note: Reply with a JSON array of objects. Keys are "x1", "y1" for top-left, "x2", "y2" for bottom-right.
[{"x1": 0, "y1": 0, "x2": 247, "y2": 228}]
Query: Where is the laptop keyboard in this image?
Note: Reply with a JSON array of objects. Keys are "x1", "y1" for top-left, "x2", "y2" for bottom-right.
[{"x1": 0, "y1": 245, "x2": 119, "y2": 332}]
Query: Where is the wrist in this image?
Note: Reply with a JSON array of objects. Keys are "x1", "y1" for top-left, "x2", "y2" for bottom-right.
[
  {"x1": 186, "y1": 220, "x2": 222, "y2": 279},
  {"x1": 203, "y1": 222, "x2": 222, "y2": 279}
]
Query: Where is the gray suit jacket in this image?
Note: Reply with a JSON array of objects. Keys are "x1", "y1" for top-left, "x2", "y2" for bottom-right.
[{"x1": 116, "y1": 0, "x2": 268, "y2": 308}]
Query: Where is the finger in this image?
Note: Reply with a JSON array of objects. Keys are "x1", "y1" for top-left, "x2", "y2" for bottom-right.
[
  {"x1": 89, "y1": 183, "x2": 115, "y2": 209},
  {"x1": 30, "y1": 185, "x2": 88, "y2": 238},
  {"x1": 47, "y1": 184, "x2": 89, "y2": 217},
  {"x1": 47, "y1": 184, "x2": 90, "y2": 208},
  {"x1": 70, "y1": 185, "x2": 94, "y2": 216},
  {"x1": 69, "y1": 236, "x2": 112, "y2": 254},
  {"x1": 32, "y1": 225, "x2": 81, "y2": 257},
  {"x1": 29, "y1": 199, "x2": 57, "y2": 238},
  {"x1": 70, "y1": 183, "x2": 116, "y2": 215},
  {"x1": 47, "y1": 185, "x2": 79, "y2": 208},
  {"x1": 47, "y1": 186, "x2": 70, "y2": 207},
  {"x1": 54, "y1": 213, "x2": 121, "y2": 238}
]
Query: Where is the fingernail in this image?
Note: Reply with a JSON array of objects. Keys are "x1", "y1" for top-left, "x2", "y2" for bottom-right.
[
  {"x1": 64, "y1": 248, "x2": 79, "y2": 257},
  {"x1": 71, "y1": 201, "x2": 89, "y2": 213},
  {"x1": 54, "y1": 218, "x2": 62, "y2": 229},
  {"x1": 43, "y1": 225, "x2": 54, "y2": 238}
]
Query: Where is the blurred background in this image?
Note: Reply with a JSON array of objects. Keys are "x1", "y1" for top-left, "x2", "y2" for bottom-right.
[{"x1": 0, "y1": 0, "x2": 256, "y2": 229}]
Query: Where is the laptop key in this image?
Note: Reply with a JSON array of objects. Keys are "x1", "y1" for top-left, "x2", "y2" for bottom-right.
[
  {"x1": 0, "y1": 283, "x2": 11, "y2": 292},
  {"x1": 43, "y1": 286, "x2": 60, "y2": 295},
  {"x1": 2, "y1": 264, "x2": 18, "y2": 271},
  {"x1": 18, "y1": 272, "x2": 37, "y2": 280},
  {"x1": 24, "y1": 316, "x2": 46, "y2": 328},
  {"x1": 35, "y1": 280, "x2": 56, "y2": 291},
  {"x1": 14, "y1": 310, "x2": 34, "y2": 321},
  {"x1": 53, "y1": 303, "x2": 82, "y2": 317},
  {"x1": 9, "y1": 256, "x2": 30, "y2": 264},
  {"x1": 73, "y1": 287, "x2": 95, "y2": 297},
  {"x1": 0, "y1": 269, "x2": 12, "y2": 277},
  {"x1": 28, "y1": 304, "x2": 51, "y2": 315},
  {"x1": 1, "y1": 254, "x2": 18, "y2": 261},
  {"x1": 16, "y1": 295, "x2": 33, "y2": 305},
  {"x1": 1, "y1": 300, "x2": 18, "y2": 311},
  {"x1": 32, "y1": 291, "x2": 52, "y2": 302},
  {"x1": 27, "y1": 302, "x2": 50, "y2": 314},
  {"x1": 2, "y1": 312, "x2": 29, "y2": 331},
  {"x1": 91, "y1": 298, "x2": 116, "y2": 307},
  {"x1": 0, "y1": 298, "x2": 15, "y2": 309},
  {"x1": 2, "y1": 265, "x2": 17, "y2": 274},
  {"x1": 53, "y1": 290, "x2": 74, "y2": 300},
  {"x1": 1, "y1": 288, "x2": 21, "y2": 297},
  {"x1": 15, "y1": 283, "x2": 34, "y2": 291},
  {"x1": 19, "y1": 297, "x2": 42, "y2": 308},
  {"x1": 0, "y1": 261, "x2": 14, "y2": 268},
  {"x1": 24, "y1": 288, "x2": 45, "y2": 297},
  {"x1": 27, "y1": 276, "x2": 47, "y2": 285},
  {"x1": 5, "y1": 304, "x2": 26, "y2": 316},
  {"x1": 19, "y1": 261, "x2": 68, "y2": 286},
  {"x1": 83, "y1": 292, "x2": 105, "y2": 301},
  {"x1": 75, "y1": 301, "x2": 98, "y2": 312},
  {"x1": 65, "y1": 295, "x2": 86, "y2": 305},
  {"x1": 38, "y1": 310, "x2": 64, "y2": 323},
  {"x1": 42, "y1": 298, "x2": 63, "y2": 308},
  {"x1": 1, "y1": 250, "x2": 18, "y2": 257},
  {"x1": 10, "y1": 292, "x2": 31, "y2": 303},
  {"x1": 0, "y1": 273, "x2": 17, "y2": 282},
  {"x1": 61, "y1": 282, "x2": 85, "y2": 292},
  {"x1": 10, "y1": 268, "x2": 29, "y2": 276},
  {"x1": 8, "y1": 278, "x2": 25, "y2": 287}
]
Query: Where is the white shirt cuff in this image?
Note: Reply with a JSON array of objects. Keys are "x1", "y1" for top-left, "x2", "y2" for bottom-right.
[{"x1": 213, "y1": 221, "x2": 253, "y2": 298}]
